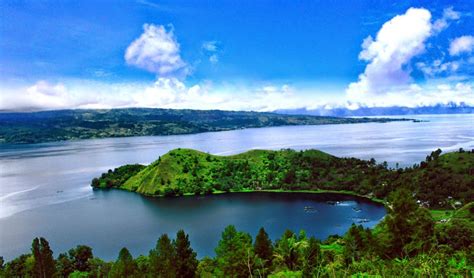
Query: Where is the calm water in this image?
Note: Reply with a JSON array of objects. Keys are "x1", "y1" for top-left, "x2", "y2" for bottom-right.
[
  {"x1": 0, "y1": 114, "x2": 473, "y2": 260},
  {"x1": 0, "y1": 191, "x2": 385, "y2": 261}
]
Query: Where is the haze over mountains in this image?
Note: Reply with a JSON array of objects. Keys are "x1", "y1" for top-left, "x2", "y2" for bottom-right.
[{"x1": 275, "y1": 103, "x2": 474, "y2": 117}]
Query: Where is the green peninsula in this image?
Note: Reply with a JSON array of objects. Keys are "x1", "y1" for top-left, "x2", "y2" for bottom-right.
[
  {"x1": 92, "y1": 148, "x2": 474, "y2": 209},
  {"x1": 0, "y1": 108, "x2": 412, "y2": 144}
]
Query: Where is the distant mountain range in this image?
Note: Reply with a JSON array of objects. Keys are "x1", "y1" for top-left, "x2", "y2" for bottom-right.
[{"x1": 275, "y1": 103, "x2": 474, "y2": 117}]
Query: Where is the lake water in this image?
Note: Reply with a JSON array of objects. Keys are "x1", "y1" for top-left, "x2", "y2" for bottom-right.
[{"x1": 0, "y1": 114, "x2": 473, "y2": 260}]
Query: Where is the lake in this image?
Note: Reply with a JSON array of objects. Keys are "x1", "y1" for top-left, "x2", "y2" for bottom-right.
[
  {"x1": 0, "y1": 114, "x2": 473, "y2": 260},
  {"x1": 1, "y1": 191, "x2": 385, "y2": 261}
]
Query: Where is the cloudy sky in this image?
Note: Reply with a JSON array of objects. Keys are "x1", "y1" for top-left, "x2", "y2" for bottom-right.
[{"x1": 0, "y1": 0, "x2": 473, "y2": 111}]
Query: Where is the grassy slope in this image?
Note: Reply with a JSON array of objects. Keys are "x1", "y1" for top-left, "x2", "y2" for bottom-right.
[
  {"x1": 429, "y1": 202, "x2": 473, "y2": 222},
  {"x1": 122, "y1": 148, "x2": 335, "y2": 195},
  {"x1": 123, "y1": 149, "x2": 215, "y2": 194}
]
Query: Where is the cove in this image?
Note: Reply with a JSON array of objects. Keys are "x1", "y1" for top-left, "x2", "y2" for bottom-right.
[{"x1": 0, "y1": 190, "x2": 385, "y2": 261}]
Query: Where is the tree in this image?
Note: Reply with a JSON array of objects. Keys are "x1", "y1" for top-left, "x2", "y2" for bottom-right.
[
  {"x1": 174, "y1": 230, "x2": 198, "y2": 278},
  {"x1": 196, "y1": 257, "x2": 217, "y2": 277},
  {"x1": 273, "y1": 230, "x2": 302, "y2": 271},
  {"x1": 283, "y1": 169, "x2": 296, "y2": 185},
  {"x1": 68, "y1": 245, "x2": 93, "y2": 272},
  {"x1": 56, "y1": 253, "x2": 74, "y2": 278},
  {"x1": 302, "y1": 237, "x2": 320, "y2": 278},
  {"x1": 343, "y1": 224, "x2": 369, "y2": 263},
  {"x1": 254, "y1": 227, "x2": 273, "y2": 271},
  {"x1": 32, "y1": 238, "x2": 42, "y2": 277},
  {"x1": 135, "y1": 255, "x2": 150, "y2": 275},
  {"x1": 3, "y1": 254, "x2": 34, "y2": 278},
  {"x1": 431, "y1": 149, "x2": 442, "y2": 160},
  {"x1": 109, "y1": 247, "x2": 137, "y2": 278},
  {"x1": 31, "y1": 237, "x2": 55, "y2": 278},
  {"x1": 384, "y1": 189, "x2": 434, "y2": 258},
  {"x1": 215, "y1": 225, "x2": 254, "y2": 278},
  {"x1": 150, "y1": 234, "x2": 176, "y2": 277},
  {"x1": 88, "y1": 257, "x2": 112, "y2": 278},
  {"x1": 91, "y1": 178, "x2": 100, "y2": 187}
]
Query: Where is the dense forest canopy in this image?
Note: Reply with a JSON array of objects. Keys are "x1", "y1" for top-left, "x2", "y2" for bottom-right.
[
  {"x1": 93, "y1": 148, "x2": 474, "y2": 209},
  {"x1": 0, "y1": 108, "x2": 411, "y2": 144}
]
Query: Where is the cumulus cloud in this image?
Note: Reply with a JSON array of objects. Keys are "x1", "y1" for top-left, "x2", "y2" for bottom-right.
[
  {"x1": 132, "y1": 78, "x2": 209, "y2": 108},
  {"x1": 125, "y1": 24, "x2": 188, "y2": 76},
  {"x1": 346, "y1": 7, "x2": 466, "y2": 101},
  {"x1": 345, "y1": 82, "x2": 474, "y2": 109},
  {"x1": 343, "y1": 7, "x2": 474, "y2": 108},
  {"x1": 1, "y1": 78, "x2": 472, "y2": 112},
  {"x1": 0, "y1": 80, "x2": 146, "y2": 111},
  {"x1": 132, "y1": 80, "x2": 300, "y2": 111},
  {"x1": 449, "y1": 35, "x2": 474, "y2": 56},
  {"x1": 0, "y1": 81, "x2": 72, "y2": 111},
  {"x1": 0, "y1": 79, "x2": 310, "y2": 112},
  {"x1": 346, "y1": 8, "x2": 433, "y2": 97}
]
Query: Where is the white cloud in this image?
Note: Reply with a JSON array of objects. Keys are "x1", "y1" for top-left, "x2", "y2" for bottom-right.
[
  {"x1": 133, "y1": 80, "x2": 300, "y2": 111},
  {"x1": 202, "y1": 41, "x2": 218, "y2": 52},
  {"x1": 433, "y1": 7, "x2": 460, "y2": 32},
  {"x1": 2, "y1": 15, "x2": 472, "y2": 113},
  {"x1": 344, "y1": 81, "x2": 474, "y2": 108},
  {"x1": 347, "y1": 8, "x2": 433, "y2": 98},
  {"x1": 416, "y1": 59, "x2": 460, "y2": 77},
  {"x1": 209, "y1": 54, "x2": 219, "y2": 64},
  {"x1": 0, "y1": 79, "x2": 310, "y2": 112},
  {"x1": 202, "y1": 40, "x2": 220, "y2": 64},
  {"x1": 346, "y1": 7, "x2": 467, "y2": 102},
  {"x1": 1, "y1": 78, "x2": 473, "y2": 113},
  {"x1": 343, "y1": 7, "x2": 474, "y2": 109},
  {"x1": 0, "y1": 81, "x2": 71, "y2": 111},
  {"x1": 125, "y1": 24, "x2": 187, "y2": 76},
  {"x1": 0, "y1": 80, "x2": 145, "y2": 111},
  {"x1": 449, "y1": 35, "x2": 474, "y2": 56},
  {"x1": 132, "y1": 77, "x2": 209, "y2": 108}
]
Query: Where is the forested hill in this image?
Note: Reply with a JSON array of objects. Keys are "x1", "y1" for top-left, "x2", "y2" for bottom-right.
[
  {"x1": 92, "y1": 148, "x2": 474, "y2": 209},
  {"x1": 0, "y1": 108, "x2": 411, "y2": 144}
]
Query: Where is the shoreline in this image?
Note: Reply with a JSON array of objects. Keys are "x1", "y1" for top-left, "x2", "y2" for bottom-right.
[
  {"x1": 1, "y1": 117, "x2": 414, "y2": 145},
  {"x1": 102, "y1": 186, "x2": 386, "y2": 206}
]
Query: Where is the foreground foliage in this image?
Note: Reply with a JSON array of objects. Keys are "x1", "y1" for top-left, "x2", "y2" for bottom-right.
[
  {"x1": 93, "y1": 148, "x2": 474, "y2": 209},
  {"x1": 2, "y1": 195, "x2": 473, "y2": 277}
]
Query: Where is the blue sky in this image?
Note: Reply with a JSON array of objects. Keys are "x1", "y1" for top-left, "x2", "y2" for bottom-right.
[{"x1": 0, "y1": 0, "x2": 473, "y2": 111}]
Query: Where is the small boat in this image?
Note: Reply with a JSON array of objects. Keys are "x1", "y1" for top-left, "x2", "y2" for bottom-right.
[
  {"x1": 304, "y1": 206, "x2": 317, "y2": 212},
  {"x1": 352, "y1": 207, "x2": 361, "y2": 212}
]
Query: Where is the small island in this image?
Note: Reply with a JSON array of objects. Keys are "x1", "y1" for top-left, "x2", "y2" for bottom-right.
[{"x1": 92, "y1": 148, "x2": 473, "y2": 209}]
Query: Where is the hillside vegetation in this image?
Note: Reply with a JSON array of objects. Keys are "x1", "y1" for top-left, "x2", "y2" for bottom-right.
[
  {"x1": 0, "y1": 108, "x2": 411, "y2": 144},
  {"x1": 93, "y1": 148, "x2": 474, "y2": 209}
]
